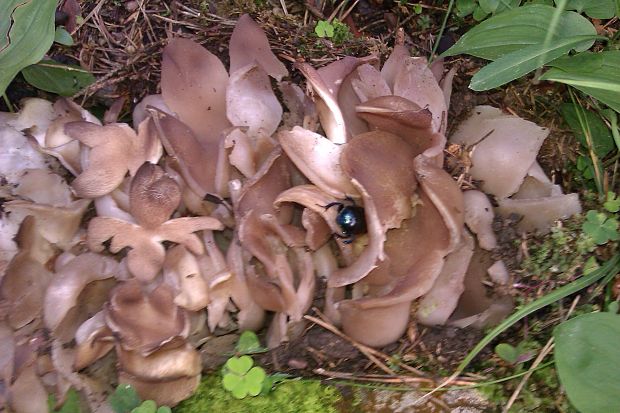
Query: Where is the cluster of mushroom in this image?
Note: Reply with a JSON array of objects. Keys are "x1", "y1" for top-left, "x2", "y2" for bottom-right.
[{"x1": 0, "y1": 14, "x2": 582, "y2": 410}]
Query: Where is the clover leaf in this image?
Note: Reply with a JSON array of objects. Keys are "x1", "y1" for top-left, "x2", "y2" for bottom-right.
[
  {"x1": 108, "y1": 384, "x2": 141, "y2": 413},
  {"x1": 582, "y1": 210, "x2": 620, "y2": 245},
  {"x1": 604, "y1": 192, "x2": 620, "y2": 213},
  {"x1": 314, "y1": 20, "x2": 334, "y2": 38},
  {"x1": 222, "y1": 356, "x2": 266, "y2": 399}
]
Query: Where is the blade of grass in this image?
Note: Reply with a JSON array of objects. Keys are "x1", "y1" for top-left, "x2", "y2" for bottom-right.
[
  {"x1": 569, "y1": 88, "x2": 605, "y2": 196},
  {"x1": 417, "y1": 254, "x2": 620, "y2": 402}
]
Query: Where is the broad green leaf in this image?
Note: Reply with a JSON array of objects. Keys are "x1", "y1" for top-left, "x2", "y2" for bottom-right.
[
  {"x1": 560, "y1": 103, "x2": 615, "y2": 158},
  {"x1": 21, "y1": 60, "x2": 95, "y2": 96},
  {"x1": 554, "y1": 312, "x2": 620, "y2": 413},
  {"x1": 0, "y1": 0, "x2": 57, "y2": 95},
  {"x1": 156, "y1": 408, "x2": 172, "y2": 413},
  {"x1": 443, "y1": 5, "x2": 596, "y2": 60},
  {"x1": 470, "y1": 35, "x2": 598, "y2": 90},
  {"x1": 556, "y1": 0, "x2": 616, "y2": 18},
  {"x1": 540, "y1": 51, "x2": 620, "y2": 112},
  {"x1": 54, "y1": 26, "x2": 74, "y2": 46}
]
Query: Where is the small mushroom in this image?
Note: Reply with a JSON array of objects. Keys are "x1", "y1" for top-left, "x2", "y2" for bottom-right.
[{"x1": 88, "y1": 163, "x2": 224, "y2": 281}]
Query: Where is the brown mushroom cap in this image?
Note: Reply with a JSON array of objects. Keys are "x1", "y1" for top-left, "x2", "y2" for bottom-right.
[
  {"x1": 130, "y1": 162, "x2": 181, "y2": 229},
  {"x1": 105, "y1": 280, "x2": 189, "y2": 355}
]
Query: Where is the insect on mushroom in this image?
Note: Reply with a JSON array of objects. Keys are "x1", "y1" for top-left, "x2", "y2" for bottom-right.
[{"x1": 322, "y1": 197, "x2": 367, "y2": 244}]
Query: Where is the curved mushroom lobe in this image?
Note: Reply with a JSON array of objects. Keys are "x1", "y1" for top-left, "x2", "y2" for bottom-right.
[
  {"x1": 341, "y1": 130, "x2": 417, "y2": 230},
  {"x1": 161, "y1": 38, "x2": 230, "y2": 145}
]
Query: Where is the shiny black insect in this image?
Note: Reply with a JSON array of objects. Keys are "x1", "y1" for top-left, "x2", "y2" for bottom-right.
[{"x1": 323, "y1": 198, "x2": 367, "y2": 244}]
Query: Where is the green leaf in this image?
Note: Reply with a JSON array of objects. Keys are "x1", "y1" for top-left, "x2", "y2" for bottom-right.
[
  {"x1": 451, "y1": 255, "x2": 620, "y2": 379},
  {"x1": 245, "y1": 366, "x2": 266, "y2": 384},
  {"x1": 443, "y1": 5, "x2": 596, "y2": 60},
  {"x1": 554, "y1": 312, "x2": 620, "y2": 413},
  {"x1": 314, "y1": 20, "x2": 334, "y2": 38},
  {"x1": 541, "y1": 52, "x2": 620, "y2": 113},
  {"x1": 48, "y1": 388, "x2": 82, "y2": 413},
  {"x1": 608, "y1": 300, "x2": 619, "y2": 314},
  {"x1": 222, "y1": 373, "x2": 243, "y2": 391},
  {"x1": 54, "y1": 26, "x2": 74, "y2": 46},
  {"x1": 231, "y1": 385, "x2": 248, "y2": 399},
  {"x1": 583, "y1": 256, "x2": 600, "y2": 275},
  {"x1": 557, "y1": 0, "x2": 616, "y2": 18},
  {"x1": 21, "y1": 60, "x2": 95, "y2": 96},
  {"x1": 246, "y1": 380, "x2": 263, "y2": 397},
  {"x1": 495, "y1": 343, "x2": 518, "y2": 363},
  {"x1": 479, "y1": 0, "x2": 501, "y2": 13},
  {"x1": 469, "y1": 35, "x2": 599, "y2": 90},
  {"x1": 0, "y1": 0, "x2": 57, "y2": 95},
  {"x1": 582, "y1": 210, "x2": 620, "y2": 245},
  {"x1": 472, "y1": 5, "x2": 490, "y2": 20},
  {"x1": 604, "y1": 191, "x2": 620, "y2": 213},
  {"x1": 456, "y1": 0, "x2": 477, "y2": 16},
  {"x1": 560, "y1": 103, "x2": 615, "y2": 158},
  {"x1": 225, "y1": 356, "x2": 253, "y2": 375},
  {"x1": 108, "y1": 384, "x2": 142, "y2": 413},
  {"x1": 156, "y1": 408, "x2": 171, "y2": 413},
  {"x1": 130, "y1": 400, "x2": 157, "y2": 413},
  {"x1": 235, "y1": 331, "x2": 265, "y2": 354}
]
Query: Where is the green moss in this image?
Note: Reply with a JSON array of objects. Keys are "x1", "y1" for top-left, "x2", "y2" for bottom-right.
[{"x1": 174, "y1": 375, "x2": 342, "y2": 413}]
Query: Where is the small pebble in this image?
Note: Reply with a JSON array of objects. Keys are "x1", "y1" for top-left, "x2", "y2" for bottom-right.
[
  {"x1": 125, "y1": 1, "x2": 139, "y2": 12},
  {"x1": 287, "y1": 358, "x2": 308, "y2": 370}
]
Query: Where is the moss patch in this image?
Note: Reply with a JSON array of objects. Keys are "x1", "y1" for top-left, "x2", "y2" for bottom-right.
[{"x1": 174, "y1": 375, "x2": 343, "y2": 413}]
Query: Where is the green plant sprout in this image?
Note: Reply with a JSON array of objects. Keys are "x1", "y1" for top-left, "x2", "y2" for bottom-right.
[
  {"x1": 314, "y1": 19, "x2": 352, "y2": 45},
  {"x1": 235, "y1": 330, "x2": 268, "y2": 355},
  {"x1": 222, "y1": 356, "x2": 267, "y2": 399},
  {"x1": 107, "y1": 384, "x2": 171, "y2": 413},
  {"x1": 581, "y1": 210, "x2": 619, "y2": 245},
  {"x1": 604, "y1": 191, "x2": 620, "y2": 213},
  {"x1": 494, "y1": 341, "x2": 538, "y2": 365}
]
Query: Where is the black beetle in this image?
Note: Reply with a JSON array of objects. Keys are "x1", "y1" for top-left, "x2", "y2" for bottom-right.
[{"x1": 322, "y1": 198, "x2": 367, "y2": 243}]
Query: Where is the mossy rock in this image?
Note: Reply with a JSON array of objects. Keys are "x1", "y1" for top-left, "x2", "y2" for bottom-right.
[{"x1": 174, "y1": 375, "x2": 343, "y2": 413}]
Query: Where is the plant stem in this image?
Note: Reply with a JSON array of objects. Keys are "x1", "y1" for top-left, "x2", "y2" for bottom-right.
[
  {"x1": 428, "y1": 0, "x2": 454, "y2": 63},
  {"x1": 2, "y1": 94, "x2": 14, "y2": 113}
]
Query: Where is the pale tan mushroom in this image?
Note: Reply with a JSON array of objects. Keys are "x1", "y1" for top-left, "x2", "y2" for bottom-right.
[
  {"x1": 88, "y1": 163, "x2": 224, "y2": 281},
  {"x1": 64, "y1": 120, "x2": 162, "y2": 198},
  {"x1": 105, "y1": 280, "x2": 189, "y2": 355},
  {"x1": 44, "y1": 252, "x2": 119, "y2": 343}
]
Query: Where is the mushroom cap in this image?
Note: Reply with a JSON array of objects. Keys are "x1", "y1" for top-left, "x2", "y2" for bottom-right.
[
  {"x1": 105, "y1": 280, "x2": 190, "y2": 355},
  {"x1": 129, "y1": 162, "x2": 181, "y2": 229}
]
